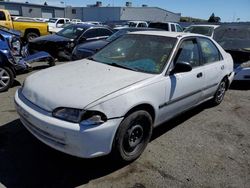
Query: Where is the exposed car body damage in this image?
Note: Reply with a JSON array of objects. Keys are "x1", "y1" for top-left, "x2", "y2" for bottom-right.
[{"x1": 0, "y1": 26, "x2": 54, "y2": 92}]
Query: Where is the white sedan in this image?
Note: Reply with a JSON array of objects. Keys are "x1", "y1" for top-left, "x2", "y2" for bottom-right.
[{"x1": 15, "y1": 31, "x2": 234, "y2": 161}]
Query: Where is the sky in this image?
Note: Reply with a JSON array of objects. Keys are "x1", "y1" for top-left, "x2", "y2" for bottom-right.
[{"x1": 11, "y1": 0, "x2": 250, "y2": 22}]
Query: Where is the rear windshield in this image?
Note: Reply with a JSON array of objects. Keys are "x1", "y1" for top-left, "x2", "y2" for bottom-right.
[{"x1": 149, "y1": 23, "x2": 169, "y2": 31}]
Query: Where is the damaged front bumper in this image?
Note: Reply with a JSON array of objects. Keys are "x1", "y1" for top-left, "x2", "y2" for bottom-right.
[{"x1": 15, "y1": 89, "x2": 123, "y2": 158}]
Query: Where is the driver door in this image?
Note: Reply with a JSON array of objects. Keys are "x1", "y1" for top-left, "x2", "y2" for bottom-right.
[{"x1": 159, "y1": 38, "x2": 205, "y2": 122}]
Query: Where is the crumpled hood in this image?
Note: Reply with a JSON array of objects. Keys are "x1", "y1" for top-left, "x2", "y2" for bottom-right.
[
  {"x1": 22, "y1": 60, "x2": 153, "y2": 111},
  {"x1": 30, "y1": 34, "x2": 71, "y2": 44}
]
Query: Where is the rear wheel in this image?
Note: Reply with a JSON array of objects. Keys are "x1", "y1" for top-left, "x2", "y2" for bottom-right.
[
  {"x1": 113, "y1": 110, "x2": 153, "y2": 162},
  {"x1": 0, "y1": 67, "x2": 14, "y2": 92},
  {"x1": 211, "y1": 79, "x2": 227, "y2": 105}
]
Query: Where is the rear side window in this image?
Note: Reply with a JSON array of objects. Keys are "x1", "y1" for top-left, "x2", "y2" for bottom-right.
[
  {"x1": 171, "y1": 24, "x2": 176, "y2": 32},
  {"x1": 199, "y1": 38, "x2": 222, "y2": 64},
  {"x1": 84, "y1": 29, "x2": 98, "y2": 38},
  {"x1": 0, "y1": 11, "x2": 6, "y2": 21},
  {"x1": 98, "y1": 28, "x2": 113, "y2": 36},
  {"x1": 174, "y1": 39, "x2": 200, "y2": 68}
]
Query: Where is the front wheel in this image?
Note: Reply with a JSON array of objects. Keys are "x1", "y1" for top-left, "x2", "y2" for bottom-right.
[
  {"x1": 211, "y1": 79, "x2": 227, "y2": 105},
  {"x1": 113, "y1": 110, "x2": 153, "y2": 162},
  {"x1": 26, "y1": 32, "x2": 39, "y2": 42},
  {"x1": 0, "y1": 67, "x2": 14, "y2": 92}
]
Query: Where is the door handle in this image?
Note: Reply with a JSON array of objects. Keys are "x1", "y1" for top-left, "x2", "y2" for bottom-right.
[
  {"x1": 197, "y1": 72, "x2": 203, "y2": 78},
  {"x1": 221, "y1": 65, "x2": 225, "y2": 70}
]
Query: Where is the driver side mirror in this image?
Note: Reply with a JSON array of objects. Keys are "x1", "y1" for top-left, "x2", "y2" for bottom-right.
[
  {"x1": 78, "y1": 37, "x2": 87, "y2": 44},
  {"x1": 171, "y1": 61, "x2": 192, "y2": 74}
]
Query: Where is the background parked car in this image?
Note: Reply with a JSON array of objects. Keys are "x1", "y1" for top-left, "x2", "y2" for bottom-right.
[
  {"x1": 72, "y1": 27, "x2": 161, "y2": 60},
  {"x1": 114, "y1": 21, "x2": 148, "y2": 29},
  {"x1": 47, "y1": 18, "x2": 70, "y2": 32},
  {"x1": 184, "y1": 24, "x2": 220, "y2": 37},
  {"x1": 213, "y1": 24, "x2": 250, "y2": 81},
  {"x1": 49, "y1": 23, "x2": 72, "y2": 34},
  {"x1": 148, "y1": 22, "x2": 183, "y2": 32},
  {"x1": 0, "y1": 26, "x2": 54, "y2": 92},
  {"x1": 29, "y1": 24, "x2": 114, "y2": 61}
]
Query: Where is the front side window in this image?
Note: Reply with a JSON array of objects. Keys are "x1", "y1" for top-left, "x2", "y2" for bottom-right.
[
  {"x1": 174, "y1": 39, "x2": 200, "y2": 68},
  {"x1": 199, "y1": 38, "x2": 221, "y2": 64},
  {"x1": 92, "y1": 34, "x2": 177, "y2": 74}
]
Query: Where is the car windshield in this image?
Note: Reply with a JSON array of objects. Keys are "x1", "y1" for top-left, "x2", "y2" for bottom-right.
[
  {"x1": 106, "y1": 30, "x2": 128, "y2": 42},
  {"x1": 48, "y1": 18, "x2": 57, "y2": 23},
  {"x1": 184, "y1": 26, "x2": 214, "y2": 36},
  {"x1": 57, "y1": 25, "x2": 87, "y2": 39},
  {"x1": 92, "y1": 34, "x2": 177, "y2": 74}
]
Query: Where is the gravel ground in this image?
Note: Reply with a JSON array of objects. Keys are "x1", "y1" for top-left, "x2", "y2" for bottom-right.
[{"x1": 0, "y1": 62, "x2": 250, "y2": 188}]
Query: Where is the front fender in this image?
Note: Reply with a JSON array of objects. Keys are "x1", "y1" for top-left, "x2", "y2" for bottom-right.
[{"x1": 85, "y1": 77, "x2": 166, "y2": 126}]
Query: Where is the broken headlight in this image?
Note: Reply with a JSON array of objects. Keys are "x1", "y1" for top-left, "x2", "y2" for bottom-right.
[
  {"x1": 52, "y1": 107, "x2": 107, "y2": 125},
  {"x1": 9, "y1": 36, "x2": 21, "y2": 55}
]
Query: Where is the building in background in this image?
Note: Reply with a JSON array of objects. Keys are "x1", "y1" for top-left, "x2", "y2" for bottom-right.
[
  {"x1": 0, "y1": 1, "x2": 181, "y2": 22},
  {"x1": 0, "y1": 1, "x2": 64, "y2": 18}
]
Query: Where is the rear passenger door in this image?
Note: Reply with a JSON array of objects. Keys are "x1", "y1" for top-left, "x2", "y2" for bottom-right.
[{"x1": 197, "y1": 37, "x2": 224, "y2": 99}]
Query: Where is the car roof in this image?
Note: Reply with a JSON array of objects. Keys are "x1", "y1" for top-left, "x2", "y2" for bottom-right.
[
  {"x1": 128, "y1": 31, "x2": 204, "y2": 39},
  {"x1": 68, "y1": 24, "x2": 109, "y2": 29},
  {"x1": 188, "y1": 24, "x2": 220, "y2": 28}
]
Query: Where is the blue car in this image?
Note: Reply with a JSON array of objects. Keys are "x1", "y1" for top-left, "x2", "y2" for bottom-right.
[{"x1": 0, "y1": 26, "x2": 54, "y2": 92}]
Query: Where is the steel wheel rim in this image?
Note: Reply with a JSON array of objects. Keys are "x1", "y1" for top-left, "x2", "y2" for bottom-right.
[
  {"x1": 0, "y1": 68, "x2": 10, "y2": 90},
  {"x1": 217, "y1": 82, "x2": 226, "y2": 102},
  {"x1": 123, "y1": 124, "x2": 144, "y2": 154}
]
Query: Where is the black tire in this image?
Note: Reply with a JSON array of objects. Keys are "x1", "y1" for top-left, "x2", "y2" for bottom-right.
[
  {"x1": 48, "y1": 59, "x2": 56, "y2": 66},
  {"x1": 211, "y1": 78, "x2": 227, "y2": 105},
  {"x1": 25, "y1": 32, "x2": 39, "y2": 42},
  {"x1": 113, "y1": 110, "x2": 153, "y2": 162},
  {"x1": 0, "y1": 66, "x2": 14, "y2": 92}
]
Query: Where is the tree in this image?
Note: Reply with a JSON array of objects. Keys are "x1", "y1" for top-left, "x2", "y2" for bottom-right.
[
  {"x1": 44, "y1": 2, "x2": 48, "y2": 6},
  {"x1": 208, "y1": 13, "x2": 221, "y2": 23}
]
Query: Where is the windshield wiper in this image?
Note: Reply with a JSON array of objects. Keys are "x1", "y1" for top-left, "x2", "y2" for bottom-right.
[{"x1": 109, "y1": 63, "x2": 139, "y2": 71}]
